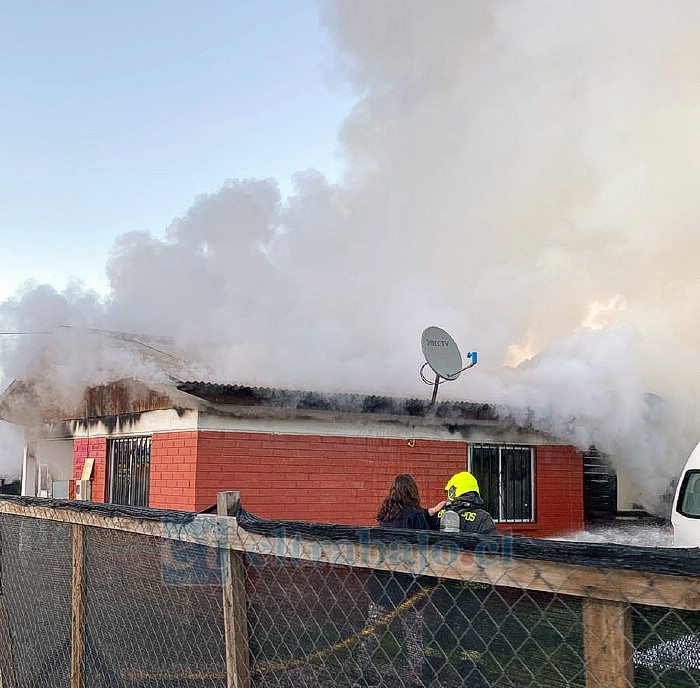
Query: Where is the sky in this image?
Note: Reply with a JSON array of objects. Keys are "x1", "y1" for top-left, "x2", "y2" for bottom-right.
[
  {"x1": 0, "y1": 0, "x2": 353, "y2": 300},
  {"x1": 1, "y1": 1, "x2": 700, "y2": 508}
]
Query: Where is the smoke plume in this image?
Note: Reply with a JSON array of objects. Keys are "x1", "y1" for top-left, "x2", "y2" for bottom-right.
[{"x1": 2, "y1": 1, "x2": 699, "y2": 508}]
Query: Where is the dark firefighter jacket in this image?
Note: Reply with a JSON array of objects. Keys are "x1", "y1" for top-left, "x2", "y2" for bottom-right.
[{"x1": 438, "y1": 491, "x2": 498, "y2": 536}]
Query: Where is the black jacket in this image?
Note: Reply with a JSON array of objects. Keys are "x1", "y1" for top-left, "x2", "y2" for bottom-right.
[
  {"x1": 439, "y1": 491, "x2": 498, "y2": 536},
  {"x1": 379, "y1": 505, "x2": 432, "y2": 531}
]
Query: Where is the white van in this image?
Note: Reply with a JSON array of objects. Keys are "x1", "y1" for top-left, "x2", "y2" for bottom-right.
[{"x1": 672, "y1": 441, "x2": 700, "y2": 547}]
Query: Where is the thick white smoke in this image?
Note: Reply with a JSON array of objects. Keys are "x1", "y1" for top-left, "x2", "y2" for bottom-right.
[
  {"x1": 0, "y1": 421, "x2": 23, "y2": 479},
  {"x1": 2, "y1": 1, "x2": 699, "y2": 506}
]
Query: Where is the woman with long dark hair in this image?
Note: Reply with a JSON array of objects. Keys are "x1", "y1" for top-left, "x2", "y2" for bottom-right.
[
  {"x1": 356, "y1": 475, "x2": 444, "y2": 687},
  {"x1": 376, "y1": 473, "x2": 443, "y2": 528}
]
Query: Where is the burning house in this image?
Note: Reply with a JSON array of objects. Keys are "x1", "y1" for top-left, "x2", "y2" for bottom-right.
[
  {"x1": 0, "y1": 334, "x2": 604, "y2": 536},
  {"x1": 1, "y1": 327, "x2": 661, "y2": 536}
]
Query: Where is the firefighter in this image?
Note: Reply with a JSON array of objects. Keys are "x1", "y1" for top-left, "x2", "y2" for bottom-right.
[{"x1": 438, "y1": 471, "x2": 498, "y2": 535}]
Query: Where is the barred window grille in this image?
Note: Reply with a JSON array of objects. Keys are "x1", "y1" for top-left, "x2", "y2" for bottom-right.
[
  {"x1": 469, "y1": 444, "x2": 535, "y2": 522},
  {"x1": 107, "y1": 436, "x2": 152, "y2": 507}
]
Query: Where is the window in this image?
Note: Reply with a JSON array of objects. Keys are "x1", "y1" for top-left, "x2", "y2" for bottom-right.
[
  {"x1": 677, "y1": 470, "x2": 700, "y2": 519},
  {"x1": 108, "y1": 436, "x2": 152, "y2": 507},
  {"x1": 469, "y1": 444, "x2": 535, "y2": 522}
]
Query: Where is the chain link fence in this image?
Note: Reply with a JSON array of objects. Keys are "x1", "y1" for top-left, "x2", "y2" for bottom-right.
[{"x1": 0, "y1": 494, "x2": 697, "y2": 688}]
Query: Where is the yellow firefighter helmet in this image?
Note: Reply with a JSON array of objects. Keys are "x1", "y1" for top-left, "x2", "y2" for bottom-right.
[{"x1": 444, "y1": 471, "x2": 480, "y2": 501}]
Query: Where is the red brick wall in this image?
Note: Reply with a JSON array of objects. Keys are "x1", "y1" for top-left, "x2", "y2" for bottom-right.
[
  {"x1": 72, "y1": 429, "x2": 585, "y2": 536},
  {"x1": 524, "y1": 445, "x2": 585, "y2": 537},
  {"x1": 73, "y1": 437, "x2": 108, "y2": 502},
  {"x1": 193, "y1": 432, "x2": 466, "y2": 525},
  {"x1": 190, "y1": 432, "x2": 584, "y2": 534},
  {"x1": 149, "y1": 432, "x2": 198, "y2": 511}
]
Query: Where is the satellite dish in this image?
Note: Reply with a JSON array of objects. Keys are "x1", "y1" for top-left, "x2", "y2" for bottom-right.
[
  {"x1": 421, "y1": 326, "x2": 463, "y2": 381},
  {"x1": 420, "y1": 326, "x2": 478, "y2": 405}
]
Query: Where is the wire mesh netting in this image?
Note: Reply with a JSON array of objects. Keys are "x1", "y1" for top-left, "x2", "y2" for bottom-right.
[
  {"x1": 0, "y1": 497, "x2": 697, "y2": 688},
  {"x1": 83, "y1": 528, "x2": 226, "y2": 687},
  {"x1": 0, "y1": 514, "x2": 72, "y2": 687},
  {"x1": 242, "y1": 550, "x2": 700, "y2": 688},
  {"x1": 0, "y1": 512, "x2": 227, "y2": 688}
]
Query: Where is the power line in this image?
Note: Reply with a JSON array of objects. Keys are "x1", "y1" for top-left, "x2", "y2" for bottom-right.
[{"x1": 0, "y1": 331, "x2": 52, "y2": 335}]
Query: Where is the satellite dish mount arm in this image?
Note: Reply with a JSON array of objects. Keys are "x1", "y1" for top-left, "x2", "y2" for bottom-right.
[
  {"x1": 431, "y1": 374, "x2": 441, "y2": 405},
  {"x1": 420, "y1": 351, "x2": 478, "y2": 406}
]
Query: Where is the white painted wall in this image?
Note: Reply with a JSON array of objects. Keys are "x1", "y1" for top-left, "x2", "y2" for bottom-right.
[
  {"x1": 66, "y1": 404, "x2": 566, "y2": 446},
  {"x1": 21, "y1": 438, "x2": 74, "y2": 497},
  {"x1": 69, "y1": 408, "x2": 199, "y2": 438},
  {"x1": 616, "y1": 469, "x2": 647, "y2": 511},
  {"x1": 35, "y1": 438, "x2": 74, "y2": 482},
  {"x1": 196, "y1": 408, "x2": 567, "y2": 445},
  {"x1": 20, "y1": 447, "x2": 36, "y2": 497}
]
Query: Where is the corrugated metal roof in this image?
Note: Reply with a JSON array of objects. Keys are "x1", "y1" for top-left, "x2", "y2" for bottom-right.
[
  {"x1": 176, "y1": 381, "x2": 498, "y2": 422},
  {"x1": 0, "y1": 325, "x2": 499, "y2": 427}
]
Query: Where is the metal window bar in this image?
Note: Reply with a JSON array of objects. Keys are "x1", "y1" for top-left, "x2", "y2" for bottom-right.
[
  {"x1": 469, "y1": 444, "x2": 535, "y2": 522},
  {"x1": 108, "y1": 436, "x2": 152, "y2": 507}
]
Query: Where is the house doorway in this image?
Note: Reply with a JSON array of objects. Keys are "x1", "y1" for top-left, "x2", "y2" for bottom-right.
[
  {"x1": 583, "y1": 445, "x2": 617, "y2": 522},
  {"x1": 108, "y1": 436, "x2": 152, "y2": 507}
]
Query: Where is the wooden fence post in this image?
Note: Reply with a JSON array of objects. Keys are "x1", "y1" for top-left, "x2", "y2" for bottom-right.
[
  {"x1": 217, "y1": 492, "x2": 251, "y2": 688},
  {"x1": 71, "y1": 524, "x2": 85, "y2": 688},
  {"x1": 583, "y1": 598, "x2": 634, "y2": 688}
]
